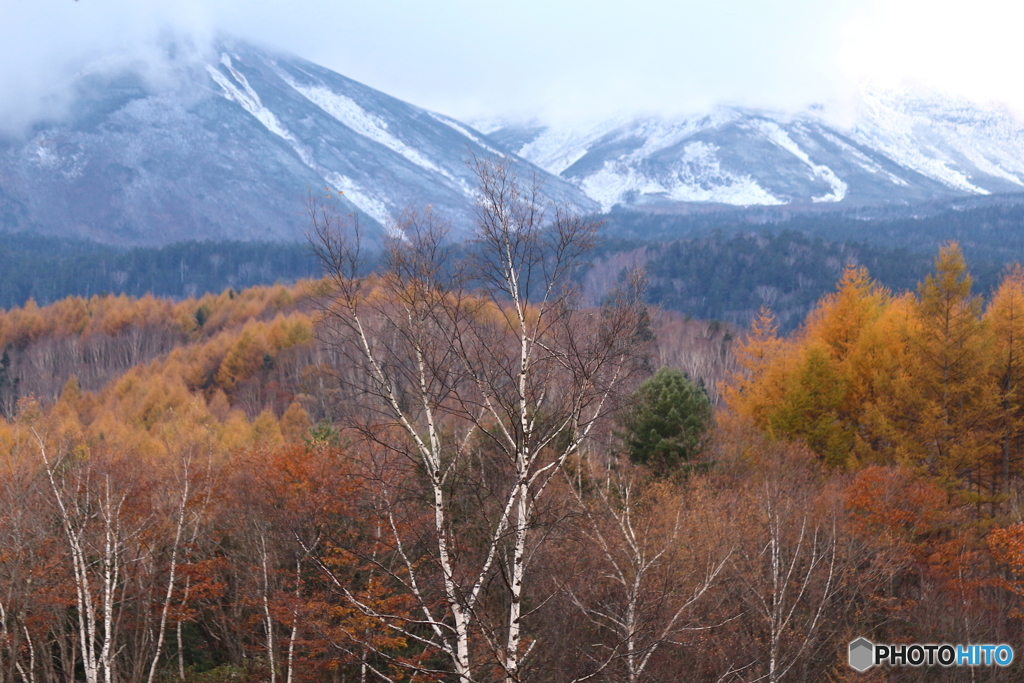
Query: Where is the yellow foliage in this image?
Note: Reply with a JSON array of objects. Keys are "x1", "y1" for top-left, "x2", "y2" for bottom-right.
[
  {"x1": 803, "y1": 266, "x2": 888, "y2": 361},
  {"x1": 722, "y1": 308, "x2": 795, "y2": 429},
  {"x1": 894, "y1": 244, "x2": 997, "y2": 488},
  {"x1": 280, "y1": 401, "x2": 311, "y2": 443},
  {"x1": 207, "y1": 389, "x2": 232, "y2": 422},
  {"x1": 766, "y1": 342, "x2": 851, "y2": 467},
  {"x1": 0, "y1": 298, "x2": 45, "y2": 348},
  {"x1": 0, "y1": 280, "x2": 326, "y2": 494},
  {"x1": 215, "y1": 328, "x2": 270, "y2": 390},
  {"x1": 220, "y1": 409, "x2": 253, "y2": 453},
  {"x1": 58, "y1": 375, "x2": 82, "y2": 409},
  {"x1": 726, "y1": 244, "x2": 1015, "y2": 506},
  {"x1": 250, "y1": 408, "x2": 284, "y2": 449},
  {"x1": 986, "y1": 264, "x2": 1024, "y2": 491}
]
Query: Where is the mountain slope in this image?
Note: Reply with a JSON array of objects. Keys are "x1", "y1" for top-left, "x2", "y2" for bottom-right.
[
  {"x1": 5, "y1": 39, "x2": 1024, "y2": 245},
  {"x1": 487, "y1": 89, "x2": 1024, "y2": 212},
  {"x1": 0, "y1": 39, "x2": 596, "y2": 246}
]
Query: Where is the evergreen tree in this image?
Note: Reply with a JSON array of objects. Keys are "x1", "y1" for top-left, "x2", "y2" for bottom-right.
[{"x1": 621, "y1": 367, "x2": 713, "y2": 475}]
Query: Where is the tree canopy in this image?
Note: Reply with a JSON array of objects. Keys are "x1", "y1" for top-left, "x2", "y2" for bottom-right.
[{"x1": 621, "y1": 366, "x2": 713, "y2": 474}]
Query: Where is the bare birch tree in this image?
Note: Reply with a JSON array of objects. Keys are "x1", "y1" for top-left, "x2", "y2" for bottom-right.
[
  {"x1": 566, "y1": 467, "x2": 731, "y2": 683},
  {"x1": 729, "y1": 462, "x2": 841, "y2": 683},
  {"x1": 146, "y1": 418, "x2": 215, "y2": 683},
  {"x1": 35, "y1": 434, "x2": 141, "y2": 683},
  {"x1": 309, "y1": 160, "x2": 648, "y2": 683}
]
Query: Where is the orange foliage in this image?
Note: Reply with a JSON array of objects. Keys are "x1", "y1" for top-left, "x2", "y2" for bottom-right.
[
  {"x1": 0, "y1": 281, "x2": 316, "y2": 352},
  {"x1": 725, "y1": 246, "x2": 1016, "y2": 503},
  {"x1": 3, "y1": 269, "x2": 1024, "y2": 680},
  {"x1": 989, "y1": 523, "x2": 1024, "y2": 610},
  {"x1": 0, "y1": 279, "x2": 330, "y2": 466},
  {"x1": 844, "y1": 465, "x2": 951, "y2": 548}
]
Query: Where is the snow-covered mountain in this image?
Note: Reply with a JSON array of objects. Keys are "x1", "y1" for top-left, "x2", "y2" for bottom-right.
[
  {"x1": 484, "y1": 89, "x2": 1024, "y2": 212},
  {"x1": 3, "y1": 38, "x2": 1024, "y2": 247},
  {"x1": 0, "y1": 39, "x2": 595, "y2": 245}
]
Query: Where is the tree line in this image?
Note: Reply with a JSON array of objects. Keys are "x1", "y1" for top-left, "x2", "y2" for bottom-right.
[
  {"x1": 3, "y1": 219, "x2": 1013, "y2": 337},
  {"x1": 638, "y1": 230, "x2": 995, "y2": 331},
  {"x1": 0, "y1": 234, "x2": 320, "y2": 309},
  {"x1": 602, "y1": 194, "x2": 1024, "y2": 263}
]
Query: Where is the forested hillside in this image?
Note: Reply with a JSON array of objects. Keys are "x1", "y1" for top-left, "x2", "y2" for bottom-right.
[
  {"x1": 643, "y1": 232, "x2": 925, "y2": 330},
  {"x1": 603, "y1": 194, "x2": 1024, "y2": 261},
  {"x1": 4, "y1": 196, "x2": 1024, "y2": 682},
  {"x1": 584, "y1": 231, "x2": 1002, "y2": 332},
  {"x1": 0, "y1": 234, "x2": 321, "y2": 309},
  {"x1": 4, "y1": 225, "x2": 1008, "y2": 336}
]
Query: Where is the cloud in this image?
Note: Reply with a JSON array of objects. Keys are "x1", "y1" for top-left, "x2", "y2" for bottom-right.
[
  {"x1": 0, "y1": 0, "x2": 863, "y2": 132},
  {"x1": 0, "y1": 0, "x2": 218, "y2": 134},
  {"x1": 251, "y1": 0, "x2": 861, "y2": 123},
  {"x1": 839, "y1": 0, "x2": 1024, "y2": 116},
  {"x1": 0, "y1": 0, "x2": 1020, "y2": 132}
]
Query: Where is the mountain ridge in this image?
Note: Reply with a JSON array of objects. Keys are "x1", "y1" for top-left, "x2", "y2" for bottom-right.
[
  {"x1": 484, "y1": 88, "x2": 1024, "y2": 212},
  {"x1": 0, "y1": 38, "x2": 595, "y2": 246},
  {"x1": 3, "y1": 39, "x2": 1024, "y2": 246}
]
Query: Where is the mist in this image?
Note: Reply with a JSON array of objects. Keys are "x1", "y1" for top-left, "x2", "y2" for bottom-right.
[{"x1": 1, "y1": 0, "x2": 1021, "y2": 135}]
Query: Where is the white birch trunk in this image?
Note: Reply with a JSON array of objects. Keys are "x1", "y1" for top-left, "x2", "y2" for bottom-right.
[
  {"x1": 146, "y1": 467, "x2": 190, "y2": 683},
  {"x1": 285, "y1": 558, "x2": 300, "y2": 683},
  {"x1": 309, "y1": 159, "x2": 643, "y2": 683},
  {"x1": 259, "y1": 533, "x2": 277, "y2": 683},
  {"x1": 36, "y1": 435, "x2": 101, "y2": 683}
]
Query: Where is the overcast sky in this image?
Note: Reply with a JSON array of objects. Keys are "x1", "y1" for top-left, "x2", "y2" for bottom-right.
[{"x1": 2, "y1": 0, "x2": 1023, "y2": 129}]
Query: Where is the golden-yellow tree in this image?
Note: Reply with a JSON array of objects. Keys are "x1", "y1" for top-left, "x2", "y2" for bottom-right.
[
  {"x1": 884, "y1": 244, "x2": 997, "y2": 497},
  {"x1": 985, "y1": 264, "x2": 1024, "y2": 503}
]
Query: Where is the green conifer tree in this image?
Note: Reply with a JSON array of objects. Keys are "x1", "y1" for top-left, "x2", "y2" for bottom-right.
[{"x1": 621, "y1": 367, "x2": 713, "y2": 475}]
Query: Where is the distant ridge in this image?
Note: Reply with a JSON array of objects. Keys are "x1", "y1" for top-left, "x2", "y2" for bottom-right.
[
  {"x1": 3, "y1": 38, "x2": 1024, "y2": 247},
  {"x1": 485, "y1": 88, "x2": 1024, "y2": 212},
  {"x1": 0, "y1": 38, "x2": 595, "y2": 246}
]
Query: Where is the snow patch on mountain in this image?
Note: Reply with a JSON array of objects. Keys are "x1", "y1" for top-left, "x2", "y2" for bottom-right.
[
  {"x1": 286, "y1": 78, "x2": 454, "y2": 182},
  {"x1": 580, "y1": 141, "x2": 783, "y2": 211},
  {"x1": 427, "y1": 113, "x2": 505, "y2": 156},
  {"x1": 635, "y1": 111, "x2": 739, "y2": 157},
  {"x1": 207, "y1": 50, "x2": 541, "y2": 227},
  {"x1": 0, "y1": 39, "x2": 599, "y2": 245},
  {"x1": 29, "y1": 137, "x2": 86, "y2": 180},
  {"x1": 852, "y1": 88, "x2": 1024, "y2": 191},
  {"x1": 208, "y1": 57, "x2": 298, "y2": 148},
  {"x1": 749, "y1": 120, "x2": 847, "y2": 202},
  {"x1": 969, "y1": 153, "x2": 1024, "y2": 187},
  {"x1": 213, "y1": 54, "x2": 390, "y2": 216},
  {"x1": 493, "y1": 86, "x2": 1024, "y2": 211},
  {"x1": 518, "y1": 119, "x2": 627, "y2": 175},
  {"x1": 663, "y1": 142, "x2": 784, "y2": 205},
  {"x1": 324, "y1": 172, "x2": 391, "y2": 226},
  {"x1": 15, "y1": 38, "x2": 1024, "y2": 245},
  {"x1": 851, "y1": 89, "x2": 992, "y2": 194},
  {"x1": 819, "y1": 131, "x2": 909, "y2": 187}
]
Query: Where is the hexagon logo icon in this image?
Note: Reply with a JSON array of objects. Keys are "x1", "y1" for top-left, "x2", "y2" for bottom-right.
[{"x1": 849, "y1": 637, "x2": 874, "y2": 672}]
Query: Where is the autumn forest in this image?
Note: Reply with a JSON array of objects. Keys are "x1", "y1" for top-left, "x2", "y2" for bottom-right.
[{"x1": 4, "y1": 165, "x2": 1024, "y2": 683}]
